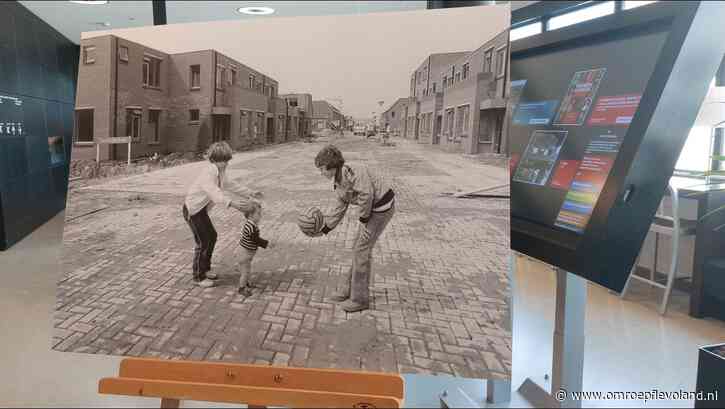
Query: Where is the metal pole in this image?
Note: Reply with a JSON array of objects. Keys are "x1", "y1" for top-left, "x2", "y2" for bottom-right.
[
  {"x1": 127, "y1": 140, "x2": 131, "y2": 166},
  {"x1": 518, "y1": 266, "x2": 587, "y2": 408}
]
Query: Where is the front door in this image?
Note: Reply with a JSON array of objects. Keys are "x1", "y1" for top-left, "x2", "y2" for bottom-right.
[
  {"x1": 212, "y1": 115, "x2": 230, "y2": 142},
  {"x1": 433, "y1": 115, "x2": 442, "y2": 144},
  {"x1": 267, "y1": 117, "x2": 274, "y2": 143}
]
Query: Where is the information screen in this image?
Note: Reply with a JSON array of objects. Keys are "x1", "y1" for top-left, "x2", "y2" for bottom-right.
[{"x1": 509, "y1": 25, "x2": 670, "y2": 236}]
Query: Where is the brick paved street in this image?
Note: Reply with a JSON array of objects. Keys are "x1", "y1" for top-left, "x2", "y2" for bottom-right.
[{"x1": 55, "y1": 135, "x2": 511, "y2": 379}]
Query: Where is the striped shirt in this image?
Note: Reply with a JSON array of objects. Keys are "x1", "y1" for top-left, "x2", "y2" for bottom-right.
[{"x1": 239, "y1": 220, "x2": 268, "y2": 251}]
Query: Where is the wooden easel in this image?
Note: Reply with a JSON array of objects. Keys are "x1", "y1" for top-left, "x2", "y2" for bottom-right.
[{"x1": 99, "y1": 358, "x2": 404, "y2": 408}]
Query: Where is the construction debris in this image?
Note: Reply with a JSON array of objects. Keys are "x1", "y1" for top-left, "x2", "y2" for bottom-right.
[{"x1": 440, "y1": 183, "x2": 510, "y2": 199}]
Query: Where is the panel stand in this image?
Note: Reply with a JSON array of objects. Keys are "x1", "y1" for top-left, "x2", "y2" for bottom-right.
[{"x1": 518, "y1": 264, "x2": 587, "y2": 408}]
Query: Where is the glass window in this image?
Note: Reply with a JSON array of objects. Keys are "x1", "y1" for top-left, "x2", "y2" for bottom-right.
[
  {"x1": 548, "y1": 1, "x2": 616, "y2": 31},
  {"x1": 216, "y1": 65, "x2": 224, "y2": 90},
  {"x1": 189, "y1": 109, "x2": 200, "y2": 123},
  {"x1": 483, "y1": 49, "x2": 493, "y2": 73},
  {"x1": 143, "y1": 56, "x2": 161, "y2": 88},
  {"x1": 511, "y1": 21, "x2": 543, "y2": 41},
  {"x1": 623, "y1": 1, "x2": 657, "y2": 10},
  {"x1": 462, "y1": 105, "x2": 470, "y2": 133},
  {"x1": 119, "y1": 46, "x2": 129, "y2": 63},
  {"x1": 190, "y1": 65, "x2": 200, "y2": 89},
  {"x1": 83, "y1": 46, "x2": 96, "y2": 64},
  {"x1": 126, "y1": 109, "x2": 142, "y2": 139},
  {"x1": 675, "y1": 126, "x2": 712, "y2": 173},
  {"x1": 496, "y1": 46, "x2": 507, "y2": 77}
]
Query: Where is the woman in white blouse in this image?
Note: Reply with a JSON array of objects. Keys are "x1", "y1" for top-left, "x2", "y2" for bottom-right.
[{"x1": 182, "y1": 142, "x2": 261, "y2": 288}]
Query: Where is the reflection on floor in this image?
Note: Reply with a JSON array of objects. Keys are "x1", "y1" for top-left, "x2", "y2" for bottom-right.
[{"x1": 0, "y1": 214, "x2": 723, "y2": 407}]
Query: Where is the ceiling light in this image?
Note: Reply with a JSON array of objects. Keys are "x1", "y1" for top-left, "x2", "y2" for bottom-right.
[
  {"x1": 237, "y1": 6, "x2": 275, "y2": 15},
  {"x1": 70, "y1": 0, "x2": 109, "y2": 4},
  {"x1": 91, "y1": 22, "x2": 111, "y2": 27}
]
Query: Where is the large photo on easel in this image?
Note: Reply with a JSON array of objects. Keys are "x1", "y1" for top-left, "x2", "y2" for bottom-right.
[{"x1": 54, "y1": 6, "x2": 513, "y2": 380}]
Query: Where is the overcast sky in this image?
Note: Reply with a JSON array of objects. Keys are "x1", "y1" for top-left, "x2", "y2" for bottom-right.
[{"x1": 85, "y1": 6, "x2": 509, "y2": 119}]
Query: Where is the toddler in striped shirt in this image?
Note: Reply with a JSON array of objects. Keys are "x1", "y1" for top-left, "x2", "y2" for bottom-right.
[{"x1": 237, "y1": 201, "x2": 269, "y2": 297}]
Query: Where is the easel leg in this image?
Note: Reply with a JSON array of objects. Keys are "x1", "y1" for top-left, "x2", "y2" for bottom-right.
[{"x1": 160, "y1": 398, "x2": 180, "y2": 408}]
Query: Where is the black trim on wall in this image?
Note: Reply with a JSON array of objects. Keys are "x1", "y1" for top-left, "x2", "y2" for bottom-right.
[
  {"x1": 428, "y1": 1, "x2": 494, "y2": 9},
  {"x1": 152, "y1": 0, "x2": 167, "y2": 25}
]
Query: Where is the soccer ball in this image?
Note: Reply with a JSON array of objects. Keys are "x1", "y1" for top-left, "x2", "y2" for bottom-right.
[{"x1": 297, "y1": 207, "x2": 324, "y2": 237}]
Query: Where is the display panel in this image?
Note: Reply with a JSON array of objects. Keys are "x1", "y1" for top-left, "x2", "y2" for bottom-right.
[
  {"x1": 510, "y1": 25, "x2": 668, "y2": 237},
  {"x1": 509, "y1": 1, "x2": 725, "y2": 292}
]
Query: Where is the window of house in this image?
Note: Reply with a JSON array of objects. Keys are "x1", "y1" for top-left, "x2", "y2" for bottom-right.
[
  {"x1": 216, "y1": 65, "x2": 225, "y2": 90},
  {"x1": 510, "y1": 21, "x2": 543, "y2": 41},
  {"x1": 623, "y1": 1, "x2": 657, "y2": 11},
  {"x1": 548, "y1": 1, "x2": 615, "y2": 31},
  {"x1": 455, "y1": 107, "x2": 464, "y2": 135},
  {"x1": 83, "y1": 46, "x2": 96, "y2": 64},
  {"x1": 119, "y1": 46, "x2": 129, "y2": 63},
  {"x1": 391, "y1": 111, "x2": 395, "y2": 118},
  {"x1": 126, "y1": 109, "x2": 142, "y2": 140},
  {"x1": 249, "y1": 74, "x2": 255, "y2": 89},
  {"x1": 445, "y1": 109, "x2": 455, "y2": 137},
  {"x1": 484, "y1": 49, "x2": 493, "y2": 73},
  {"x1": 189, "y1": 109, "x2": 200, "y2": 123},
  {"x1": 455, "y1": 72, "x2": 461, "y2": 82},
  {"x1": 278, "y1": 116, "x2": 285, "y2": 133},
  {"x1": 442, "y1": 76, "x2": 447, "y2": 89},
  {"x1": 496, "y1": 46, "x2": 507, "y2": 77},
  {"x1": 463, "y1": 63, "x2": 470, "y2": 80},
  {"x1": 148, "y1": 110, "x2": 160, "y2": 143},
  {"x1": 231, "y1": 68, "x2": 237, "y2": 85},
  {"x1": 433, "y1": 82, "x2": 437, "y2": 93},
  {"x1": 190, "y1": 65, "x2": 200, "y2": 89},
  {"x1": 462, "y1": 105, "x2": 470, "y2": 133},
  {"x1": 143, "y1": 56, "x2": 161, "y2": 88},
  {"x1": 240, "y1": 111, "x2": 249, "y2": 136}
]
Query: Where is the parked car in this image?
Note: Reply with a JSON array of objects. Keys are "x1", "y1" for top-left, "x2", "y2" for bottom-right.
[{"x1": 353, "y1": 126, "x2": 366, "y2": 136}]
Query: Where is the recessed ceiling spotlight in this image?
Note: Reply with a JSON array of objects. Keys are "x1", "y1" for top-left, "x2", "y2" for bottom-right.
[
  {"x1": 70, "y1": 0, "x2": 109, "y2": 4},
  {"x1": 237, "y1": 6, "x2": 275, "y2": 15},
  {"x1": 91, "y1": 22, "x2": 111, "y2": 27}
]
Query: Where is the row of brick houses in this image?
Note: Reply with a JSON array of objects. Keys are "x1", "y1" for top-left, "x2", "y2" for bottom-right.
[
  {"x1": 380, "y1": 29, "x2": 510, "y2": 155},
  {"x1": 311, "y1": 100, "x2": 346, "y2": 132},
  {"x1": 73, "y1": 35, "x2": 345, "y2": 161}
]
